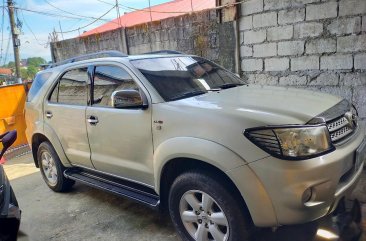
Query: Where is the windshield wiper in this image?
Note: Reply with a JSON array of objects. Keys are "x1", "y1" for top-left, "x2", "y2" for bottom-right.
[
  {"x1": 169, "y1": 90, "x2": 207, "y2": 101},
  {"x1": 216, "y1": 83, "x2": 244, "y2": 89}
]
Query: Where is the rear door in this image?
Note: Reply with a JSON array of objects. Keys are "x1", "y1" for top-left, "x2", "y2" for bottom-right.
[
  {"x1": 44, "y1": 67, "x2": 93, "y2": 168},
  {"x1": 85, "y1": 64, "x2": 154, "y2": 186}
]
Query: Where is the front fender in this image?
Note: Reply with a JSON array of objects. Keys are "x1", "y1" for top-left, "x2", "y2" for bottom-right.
[{"x1": 153, "y1": 137, "x2": 246, "y2": 193}]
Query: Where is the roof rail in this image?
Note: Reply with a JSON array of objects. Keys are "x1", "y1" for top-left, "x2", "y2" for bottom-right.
[
  {"x1": 49, "y1": 50, "x2": 128, "y2": 68},
  {"x1": 143, "y1": 50, "x2": 184, "y2": 55}
]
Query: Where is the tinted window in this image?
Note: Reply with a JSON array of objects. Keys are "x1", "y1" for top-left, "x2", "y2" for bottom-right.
[
  {"x1": 93, "y1": 65, "x2": 140, "y2": 107},
  {"x1": 49, "y1": 68, "x2": 88, "y2": 105},
  {"x1": 131, "y1": 57, "x2": 246, "y2": 101},
  {"x1": 27, "y1": 72, "x2": 52, "y2": 102}
]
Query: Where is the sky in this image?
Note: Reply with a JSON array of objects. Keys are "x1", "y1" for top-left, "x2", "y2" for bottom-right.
[{"x1": 0, "y1": 0, "x2": 170, "y2": 64}]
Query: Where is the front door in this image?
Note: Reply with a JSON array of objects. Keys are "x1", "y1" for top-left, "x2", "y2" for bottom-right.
[
  {"x1": 85, "y1": 64, "x2": 154, "y2": 186},
  {"x1": 44, "y1": 67, "x2": 93, "y2": 168}
]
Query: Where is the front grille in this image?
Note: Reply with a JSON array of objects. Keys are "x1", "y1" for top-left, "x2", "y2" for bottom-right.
[{"x1": 327, "y1": 114, "x2": 356, "y2": 143}]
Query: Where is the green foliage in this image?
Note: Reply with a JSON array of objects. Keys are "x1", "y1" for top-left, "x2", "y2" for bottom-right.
[
  {"x1": 1, "y1": 57, "x2": 47, "y2": 80},
  {"x1": 27, "y1": 57, "x2": 47, "y2": 68}
]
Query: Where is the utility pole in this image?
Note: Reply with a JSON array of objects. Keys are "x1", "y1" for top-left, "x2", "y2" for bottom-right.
[{"x1": 7, "y1": 0, "x2": 21, "y2": 83}]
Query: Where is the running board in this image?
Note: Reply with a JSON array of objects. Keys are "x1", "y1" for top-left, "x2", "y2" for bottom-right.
[{"x1": 64, "y1": 168, "x2": 160, "y2": 209}]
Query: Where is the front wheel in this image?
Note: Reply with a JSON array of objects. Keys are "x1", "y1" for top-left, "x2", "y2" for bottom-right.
[
  {"x1": 169, "y1": 171, "x2": 252, "y2": 241},
  {"x1": 37, "y1": 141, "x2": 74, "y2": 192}
]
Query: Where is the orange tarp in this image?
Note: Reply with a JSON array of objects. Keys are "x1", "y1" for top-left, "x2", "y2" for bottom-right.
[{"x1": 0, "y1": 84, "x2": 29, "y2": 147}]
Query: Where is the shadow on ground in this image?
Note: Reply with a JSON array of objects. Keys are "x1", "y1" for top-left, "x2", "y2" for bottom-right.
[{"x1": 5, "y1": 154, "x2": 366, "y2": 241}]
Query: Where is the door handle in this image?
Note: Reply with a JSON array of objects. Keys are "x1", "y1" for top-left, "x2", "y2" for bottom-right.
[
  {"x1": 45, "y1": 111, "x2": 53, "y2": 119},
  {"x1": 87, "y1": 116, "x2": 99, "y2": 125}
]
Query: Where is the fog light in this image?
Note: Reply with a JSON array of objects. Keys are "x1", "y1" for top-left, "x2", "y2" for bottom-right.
[
  {"x1": 302, "y1": 188, "x2": 313, "y2": 203},
  {"x1": 316, "y1": 229, "x2": 339, "y2": 239}
]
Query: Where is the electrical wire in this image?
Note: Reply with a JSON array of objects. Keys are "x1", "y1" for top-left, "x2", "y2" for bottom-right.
[
  {"x1": 55, "y1": 5, "x2": 116, "y2": 34},
  {"x1": 42, "y1": 0, "x2": 111, "y2": 22},
  {"x1": 20, "y1": 9, "x2": 48, "y2": 46},
  {"x1": 10, "y1": 6, "x2": 86, "y2": 20},
  {"x1": 3, "y1": 30, "x2": 11, "y2": 65},
  {"x1": 0, "y1": 0, "x2": 5, "y2": 61}
]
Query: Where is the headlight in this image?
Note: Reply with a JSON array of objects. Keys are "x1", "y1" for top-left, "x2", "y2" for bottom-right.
[{"x1": 244, "y1": 125, "x2": 335, "y2": 160}]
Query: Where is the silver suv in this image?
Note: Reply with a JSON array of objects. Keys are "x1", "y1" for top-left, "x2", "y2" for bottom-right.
[{"x1": 25, "y1": 51, "x2": 366, "y2": 241}]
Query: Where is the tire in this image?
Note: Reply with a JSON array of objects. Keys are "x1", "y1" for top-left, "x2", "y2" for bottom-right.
[
  {"x1": 37, "y1": 141, "x2": 74, "y2": 192},
  {"x1": 169, "y1": 171, "x2": 253, "y2": 241}
]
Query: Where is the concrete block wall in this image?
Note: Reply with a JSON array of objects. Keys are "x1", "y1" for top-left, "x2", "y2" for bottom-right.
[
  {"x1": 239, "y1": 0, "x2": 366, "y2": 119},
  {"x1": 126, "y1": 10, "x2": 236, "y2": 72},
  {"x1": 51, "y1": 9, "x2": 237, "y2": 73}
]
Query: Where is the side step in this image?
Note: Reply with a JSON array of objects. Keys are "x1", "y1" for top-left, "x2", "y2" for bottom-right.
[{"x1": 64, "y1": 168, "x2": 160, "y2": 209}]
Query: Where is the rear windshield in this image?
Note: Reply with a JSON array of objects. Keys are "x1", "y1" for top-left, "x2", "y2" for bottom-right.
[
  {"x1": 27, "y1": 72, "x2": 52, "y2": 102},
  {"x1": 131, "y1": 56, "x2": 245, "y2": 101}
]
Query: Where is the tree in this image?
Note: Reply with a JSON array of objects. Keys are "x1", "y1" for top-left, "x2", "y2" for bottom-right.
[
  {"x1": 20, "y1": 68, "x2": 28, "y2": 79},
  {"x1": 27, "y1": 57, "x2": 47, "y2": 68},
  {"x1": 27, "y1": 65, "x2": 38, "y2": 79}
]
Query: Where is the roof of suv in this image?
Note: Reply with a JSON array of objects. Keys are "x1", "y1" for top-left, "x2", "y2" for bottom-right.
[{"x1": 47, "y1": 50, "x2": 189, "y2": 70}]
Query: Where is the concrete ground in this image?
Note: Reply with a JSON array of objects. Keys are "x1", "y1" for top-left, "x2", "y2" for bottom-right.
[{"x1": 4, "y1": 154, "x2": 366, "y2": 241}]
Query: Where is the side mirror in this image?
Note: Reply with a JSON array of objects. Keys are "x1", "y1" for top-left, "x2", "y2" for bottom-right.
[
  {"x1": 111, "y1": 89, "x2": 148, "y2": 109},
  {"x1": 0, "y1": 130, "x2": 17, "y2": 159}
]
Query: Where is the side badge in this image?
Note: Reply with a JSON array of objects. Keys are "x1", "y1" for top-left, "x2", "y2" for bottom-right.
[{"x1": 154, "y1": 120, "x2": 163, "y2": 130}]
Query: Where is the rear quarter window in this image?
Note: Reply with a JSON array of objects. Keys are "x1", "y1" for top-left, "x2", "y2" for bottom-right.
[{"x1": 27, "y1": 72, "x2": 52, "y2": 102}]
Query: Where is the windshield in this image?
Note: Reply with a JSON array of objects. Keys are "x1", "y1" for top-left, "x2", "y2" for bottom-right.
[{"x1": 131, "y1": 56, "x2": 246, "y2": 101}]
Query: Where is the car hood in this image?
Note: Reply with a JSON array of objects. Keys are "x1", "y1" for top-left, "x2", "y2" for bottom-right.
[{"x1": 175, "y1": 85, "x2": 342, "y2": 125}]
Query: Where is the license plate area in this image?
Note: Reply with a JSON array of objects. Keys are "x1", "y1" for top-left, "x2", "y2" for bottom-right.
[{"x1": 355, "y1": 139, "x2": 366, "y2": 171}]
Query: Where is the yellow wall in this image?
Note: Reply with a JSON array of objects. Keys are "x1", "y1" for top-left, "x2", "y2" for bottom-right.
[{"x1": 0, "y1": 84, "x2": 30, "y2": 147}]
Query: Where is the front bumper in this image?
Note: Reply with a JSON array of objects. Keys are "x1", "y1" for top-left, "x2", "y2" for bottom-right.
[{"x1": 248, "y1": 121, "x2": 365, "y2": 226}]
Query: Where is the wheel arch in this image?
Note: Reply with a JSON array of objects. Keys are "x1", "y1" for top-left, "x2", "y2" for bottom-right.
[
  {"x1": 159, "y1": 157, "x2": 253, "y2": 224},
  {"x1": 31, "y1": 129, "x2": 71, "y2": 168}
]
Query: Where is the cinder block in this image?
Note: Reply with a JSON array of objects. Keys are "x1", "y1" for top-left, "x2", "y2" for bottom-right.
[
  {"x1": 267, "y1": 26, "x2": 293, "y2": 41},
  {"x1": 339, "y1": 0, "x2": 366, "y2": 17},
  {"x1": 355, "y1": 54, "x2": 366, "y2": 69},
  {"x1": 246, "y1": 73, "x2": 279, "y2": 85},
  {"x1": 337, "y1": 35, "x2": 366, "y2": 52},
  {"x1": 242, "y1": 58, "x2": 263, "y2": 71},
  {"x1": 253, "y1": 12, "x2": 277, "y2": 28},
  {"x1": 306, "y1": 38, "x2": 336, "y2": 54},
  {"x1": 240, "y1": 45, "x2": 253, "y2": 57},
  {"x1": 241, "y1": 0, "x2": 263, "y2": 16},
  {"x1": 279, "y1": 75, "x2": 307, "y2": 85},
  {"x1": 319, "y1": 86, "x2": 352, "y2": 103},
  {"x1": 327, "y1": 17, "x2": 361, "y2": 35},
  {"x1": 278, "y1": 40, "x2": 304, "y2": 56},
  {"x1": 294, "y1": 22, "x2": 323, "y2": 38},
  {"x1": 320, "y1": 54, "x2": 353, "y2": 70},
  {"x1": 353, "y1": 86, "x2": 366, "y2": 118},
  {"x1": 291, "y1": 56, "x2": 319, "y2": 71},
  {"x1": 293, "y1": 0, "x2": 320, "y2": 5},
  {"x1": 239, "y1": 16, "x2": 253, "y2": 31},
  {"x1": 264, "y1": 0, "x2": 291, "y2": 11},
  {"x1": 278, "y1": 8, "x2": 305, "y2": 25},
  {"x1": 265, "y1": 57, "x2": 289, "y2": 71},
  {"x1": 306, "y1": 2, "x2": 338, "y2": 21},
  {"x1": 341, "y1": 73, "x2": 366, "y2": 86},
  {"x1": 253, "y1": 43, "x2": 277, "y2": 57},
  {"x1": 243, "y1": 29, "x2": 266, "y2": 44},
  {"x1": 309, "y1": 73, "x2": 339, "y2": 86}
]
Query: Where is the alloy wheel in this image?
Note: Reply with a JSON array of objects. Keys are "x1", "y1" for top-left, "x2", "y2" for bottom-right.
[
  {"x1": 41, "y1": 151, "x2": 58, "y2": 186},
  {"x1": 179, "y1": 190, "x2": 229, "y2": 241}
]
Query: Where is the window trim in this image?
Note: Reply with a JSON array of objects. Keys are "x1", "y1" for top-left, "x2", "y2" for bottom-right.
[
  {"x1": 47, "y1": 66, "x2": 91, "y2": 107},
  {"x1": 89, "y1": 63, "x2": 149, "y2": 110}
]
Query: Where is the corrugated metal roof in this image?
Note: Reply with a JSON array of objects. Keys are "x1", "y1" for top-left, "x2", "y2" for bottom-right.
[
  {"x1": 80, "y1": 0, "x2": 216, "y2": 37},
  {"x1": 0, "y1": 68, "x2": 12, "y2": 75}
]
